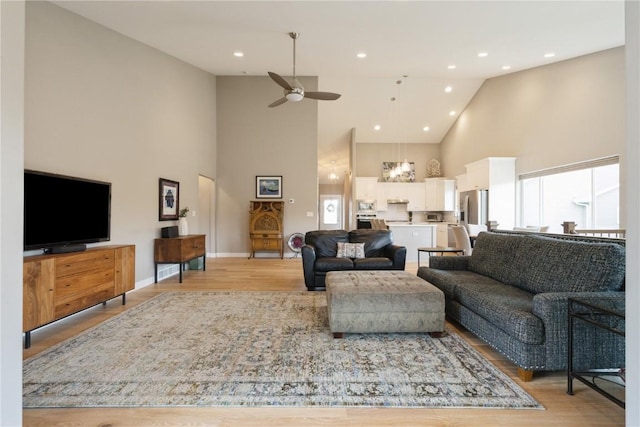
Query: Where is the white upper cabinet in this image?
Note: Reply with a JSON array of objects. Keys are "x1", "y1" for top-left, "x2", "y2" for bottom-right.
[
  {"x1": 405, "y1": 183, "x2": 426, "y2": 211},
  {"x1": 464, "y1": 157, "x2": 515, "y2": 191},
  {"x1": 355, "y1": 177, "x2": 378, "y2": 200},
  {"x1": 425, "y1": 178, "x2": 455, "y2": 211},
  {"x1": 463, "y1": 157, "x2": 516, "y2": 229}
]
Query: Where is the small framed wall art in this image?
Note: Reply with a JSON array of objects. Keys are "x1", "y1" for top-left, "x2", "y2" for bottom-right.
[
  {"x1": 256, "y1": 176, "x2": 283, "y2": 199},
  {"x1": 159, "y1": 178, "x2": 180, "y2": 220}
]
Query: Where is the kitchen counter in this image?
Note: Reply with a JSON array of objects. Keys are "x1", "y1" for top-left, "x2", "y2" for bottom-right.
[{"x1": 386, "y1": 223, "x2": 437, "y2": 262}]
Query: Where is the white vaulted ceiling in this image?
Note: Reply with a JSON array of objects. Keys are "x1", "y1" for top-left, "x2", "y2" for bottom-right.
[{"x1": 52, "y1": 1, "x2": 624, "y2": 182}]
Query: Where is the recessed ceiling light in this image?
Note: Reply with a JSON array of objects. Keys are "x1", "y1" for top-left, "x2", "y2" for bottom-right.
[
  {"x1": 477, "y1": 52, "x2": 488, "y2": 58},
  {"x1": 423, "y1": 126, "x2": 430, "y2": 132},
  {"x1": 544, "y1": 52, "x2": 555, "y2": 58},
  {"x1": 448, "y1": 64, "x2": 457, "y2": 70},
  {"x1": 233, "y1": 51, "x2": 244, "y2": 57},
  {"x1": 374, "y1": 125, "x2": 381, "y2": 131},
  {"x1": 502, "y1": 65, "x2": 511, "y2": 70},
  {"x1": 444, "y1": 86, "x2": 453, "y2": 93},
  {"x1": 357, "y1": 52, "x2": 367, "y2": 58},
  {"x1": 449, "y1": 111, "x2": 456, "y2": 116}
]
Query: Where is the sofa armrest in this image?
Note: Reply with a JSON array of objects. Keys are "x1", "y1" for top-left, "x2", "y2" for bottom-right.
[
  {"x1": 301, "y1": 245, "x2": 317, "y2": 289},
  {"x1": 533, "y1": 291, "x2": 625, "y2": 369},
  {"x1": 428, "y1": 255, "x2": 470, "y2": 270},
  {"x1": 384, "y1": 244, "x2": 406, "y2": 270}
]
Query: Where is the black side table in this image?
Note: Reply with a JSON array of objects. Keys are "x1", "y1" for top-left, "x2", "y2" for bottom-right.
[{"x1": 567, "y1": 297, "x2": 625, "y2": 408}]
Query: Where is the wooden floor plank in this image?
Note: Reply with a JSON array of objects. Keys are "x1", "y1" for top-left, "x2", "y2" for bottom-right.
[{"x1": 22, "y1": 258, "x2": 625, "y2": 426}]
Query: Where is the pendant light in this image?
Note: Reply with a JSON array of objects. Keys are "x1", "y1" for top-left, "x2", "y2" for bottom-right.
[
  {"x1": 400, "y1": 75, "x2": 410, "y2": 173},
  {"x1": 328, "y1": 161, "x2": 339, "y2": 182}
]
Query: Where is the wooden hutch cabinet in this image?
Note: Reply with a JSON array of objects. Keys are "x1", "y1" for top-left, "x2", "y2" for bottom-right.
[{"x1": 249, "y1": 201, "x2": 284, "y2": 258}]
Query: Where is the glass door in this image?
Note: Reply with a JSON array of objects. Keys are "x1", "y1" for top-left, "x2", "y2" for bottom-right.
[{"x1": 319, "y1": 195, "x2": 342, "y2": 230}]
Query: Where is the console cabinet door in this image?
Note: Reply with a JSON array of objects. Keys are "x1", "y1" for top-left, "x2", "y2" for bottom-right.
[
  {"x1": 23, "y1": 258, "x2": 55, "y2": 332},
  {"x1": 115, "y1": 245, "x2": 136, "y2": 295}
]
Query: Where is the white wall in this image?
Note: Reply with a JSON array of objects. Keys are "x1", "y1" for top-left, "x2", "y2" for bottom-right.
[
  {"x1": 0, "y1": 2, "x2": 25, "y2": 424},
  {"x1": 626, "y1": 2, "x2": 639, "y2": 425},
  {"x1": 216, "y1": 76, "x2": 319, "y2": 256},
  {"x1": 440, "y1": 48, "x2": 625, "y2": 177},
  {"x1": 24, "y1": 2, "x2": 217, "y2": 283}
]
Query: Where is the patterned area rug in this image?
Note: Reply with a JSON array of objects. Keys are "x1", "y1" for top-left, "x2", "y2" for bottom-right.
[{"x1": 24, "y1": 291, "x2": 543, "y2": 409}]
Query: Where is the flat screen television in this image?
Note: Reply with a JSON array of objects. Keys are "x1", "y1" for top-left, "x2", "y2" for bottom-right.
[{"x1": 24, "y1": 169, "x2": 111, "y2": 253}]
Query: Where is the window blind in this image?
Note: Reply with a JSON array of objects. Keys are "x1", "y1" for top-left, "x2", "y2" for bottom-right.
[{"x1": 518, "y1": 155, "x2": 619, "y2": 181}]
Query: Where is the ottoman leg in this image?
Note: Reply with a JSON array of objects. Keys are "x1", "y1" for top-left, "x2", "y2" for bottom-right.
[
  {"x1": 332, "y1": 332, "x2": 344, "y2": 339},
  {"x1": 429, "y1": 331, "x2": 444, "y2": 338}
]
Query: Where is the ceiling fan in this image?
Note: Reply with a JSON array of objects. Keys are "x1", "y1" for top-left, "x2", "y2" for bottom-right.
[{"x1": 267, "y1": 32, "x2": 341, "y2": 108}]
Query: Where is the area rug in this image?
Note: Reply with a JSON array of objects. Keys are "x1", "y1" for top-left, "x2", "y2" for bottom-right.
[{"x1": 23, "y1": 291, "x2": 543, "y2": 409}]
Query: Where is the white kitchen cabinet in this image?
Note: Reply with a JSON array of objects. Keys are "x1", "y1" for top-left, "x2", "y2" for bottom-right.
[
  {"x1": 425, "y1": 178, "x2": 455, "y2": 211},
  {"x1": 464, "y1": 157, "x2": 515, "y2": 191},
  {"x1": 463, "y1": 157, "x2": 516, "y2": 229},
  {"x1": 406, "y1": 183, "x2": 426, "y2": 211},
  {"x1": 355, "y1": 177, "x2": 378, "y2": 200},
  {"x1": 436, "y1": 223, "x2": 449, "y2": 247},
  {"x1": 376, "y1": 182, "x2": 389, "y2": 211},
  {"x1": 456, "y1": 174, "x2": 470, "y2": 193},
  {"x1": 386, "y1": 223, "x2": 436, "y2": 262},
  {"x1": 376, "y1": 182, "x2": 426, "y2": 211}
]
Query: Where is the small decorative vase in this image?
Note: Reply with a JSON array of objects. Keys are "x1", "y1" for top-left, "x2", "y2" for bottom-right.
[{"x1": 178, "y1": 217, "x2": 188, "y2": 236}]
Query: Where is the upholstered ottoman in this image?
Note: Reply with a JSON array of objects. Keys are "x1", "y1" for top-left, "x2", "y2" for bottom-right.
[{"x1": 325, "y1": 270, "x2": 445, "y2": 338}]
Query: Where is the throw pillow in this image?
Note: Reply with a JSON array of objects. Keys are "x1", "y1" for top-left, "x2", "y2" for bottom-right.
[{"x1": 336, "y1": 242, "x2": 366, "y2": 259}]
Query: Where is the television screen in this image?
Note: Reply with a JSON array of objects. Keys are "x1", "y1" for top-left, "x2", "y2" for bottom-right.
[{"x1": 24, "y1": 170, "x2": 111, "y2": 251}]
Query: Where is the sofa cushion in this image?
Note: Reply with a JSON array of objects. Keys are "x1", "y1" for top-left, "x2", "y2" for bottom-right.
[
  {"x1": 348, "y1": 229, "x2": 393, "y2": 257},
  {"x1": 305, "y1": 230, "x2": 348, "y2": 258},
  {"x1": 455, "y1": 282, "x2": 543, "y2": 345},
  {"x1": 417, "y1": 268, "x2": 505, "y2": 299},
  {"x1": 512, "y1": 235, "x2": 626, "y2": 294},
  {"x1": 468, "y1": 232, "x2": 526, "y2": 284},
  {"x1": 336, "y1": 242, "x2": 365, "y2": 259},
  {"x1": 314, "y1": 257, "x2": 354, "y2": 272},
  {"x1": 353, "y1": 257, "x2": 394, "y2": 269}
]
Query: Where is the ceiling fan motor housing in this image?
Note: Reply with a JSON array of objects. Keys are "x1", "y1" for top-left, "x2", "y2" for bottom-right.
[{"x1": 286, "y1": 87, "x2": 304, "y2": 102}]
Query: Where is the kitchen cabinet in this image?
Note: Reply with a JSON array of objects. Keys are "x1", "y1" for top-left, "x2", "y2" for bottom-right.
[
  {"x1": 405, "y1": 183, "x2": 427, "y2": 211},
  {"x1": 425, "y1": 178, "x2": 455, "y2": 211},
  {"x1": 386, "y1": 223, "x2": 437, "y2": 262},
  {"x1": 464, "y1": 157, "x2": 516, "y2": 229},
  {"x1": 436, "y1": 223, "x2": 450, "y2": 247},
  {"x1": 376, "y1": 182, "x2": 426, "y2": 211},
  {"x1": 355, "y1": 177, "x2": 378, "y2": 200}
]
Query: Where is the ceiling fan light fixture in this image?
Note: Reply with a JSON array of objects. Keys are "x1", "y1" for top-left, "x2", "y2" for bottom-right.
[{"x1": 286, "y1": 92, "x2": 304, "y2": 102}]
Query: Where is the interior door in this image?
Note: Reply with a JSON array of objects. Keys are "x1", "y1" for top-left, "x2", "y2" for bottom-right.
[{"x1": 319, "y1": 195, "x2": 342, "y2": 230}]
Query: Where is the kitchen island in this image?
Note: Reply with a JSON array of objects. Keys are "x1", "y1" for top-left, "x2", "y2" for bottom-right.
[{"x1": 386, "y1": 222, "x2": 437, "y2": 262}]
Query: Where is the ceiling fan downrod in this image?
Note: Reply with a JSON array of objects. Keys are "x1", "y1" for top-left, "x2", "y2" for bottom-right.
[{"x1": 289, "y1": 32, "x2": 299, "y2": 79}]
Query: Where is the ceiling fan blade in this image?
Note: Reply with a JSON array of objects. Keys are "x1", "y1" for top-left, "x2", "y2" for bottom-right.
[
  {"x1": 268, "y1": 97, "x2": 288, "y2": 108},
  {"x1": 268, "y1": 72, "x2": 292, "y2": 90},
  {"x1": 304, "y1": 91, "x2": 342, "y2": 101}
]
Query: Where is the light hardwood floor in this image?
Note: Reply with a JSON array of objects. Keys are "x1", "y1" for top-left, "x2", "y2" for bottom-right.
[{"x1": 23, "y1": 258, "x2": 624, "y2": 427}]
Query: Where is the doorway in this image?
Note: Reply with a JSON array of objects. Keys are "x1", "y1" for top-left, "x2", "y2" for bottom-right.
[{"x1": 319, "y1": 195, "x2": 343, "y2": 230}]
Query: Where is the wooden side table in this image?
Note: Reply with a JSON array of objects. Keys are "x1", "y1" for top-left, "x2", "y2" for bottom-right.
[
  {"x1": 154, "y1": 234, "x2": 206, "y2": 283},
  {"x1": 417, "y1": 247, "x2": 464, "y2": 267}
]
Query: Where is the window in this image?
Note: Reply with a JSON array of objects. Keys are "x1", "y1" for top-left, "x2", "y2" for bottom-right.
[{"x1": 519, "y1": 156, "x2": 619, "y2": 233}]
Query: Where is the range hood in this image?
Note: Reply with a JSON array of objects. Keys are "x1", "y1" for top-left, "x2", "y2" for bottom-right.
[{"x1": 387, "y1": 199, "x2": 409, "y2": 204}]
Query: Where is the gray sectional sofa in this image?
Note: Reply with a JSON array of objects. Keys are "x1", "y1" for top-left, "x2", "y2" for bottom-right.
[{"x1": 417, "y1": 230, "x2": 626, "y2": 381}]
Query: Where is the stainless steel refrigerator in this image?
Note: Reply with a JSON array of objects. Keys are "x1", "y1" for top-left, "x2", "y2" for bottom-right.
[{"x1": 459, "y1": 190, "x2": 489, "y2": 225}]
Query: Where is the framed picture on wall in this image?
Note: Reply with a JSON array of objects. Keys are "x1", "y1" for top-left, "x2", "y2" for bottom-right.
[
  {"x1": 256, "y1": 176, "x2": 282, "y2": 199},
  {"x1": 159, "y1": 178, "x2": 179, "y2": 220}
]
